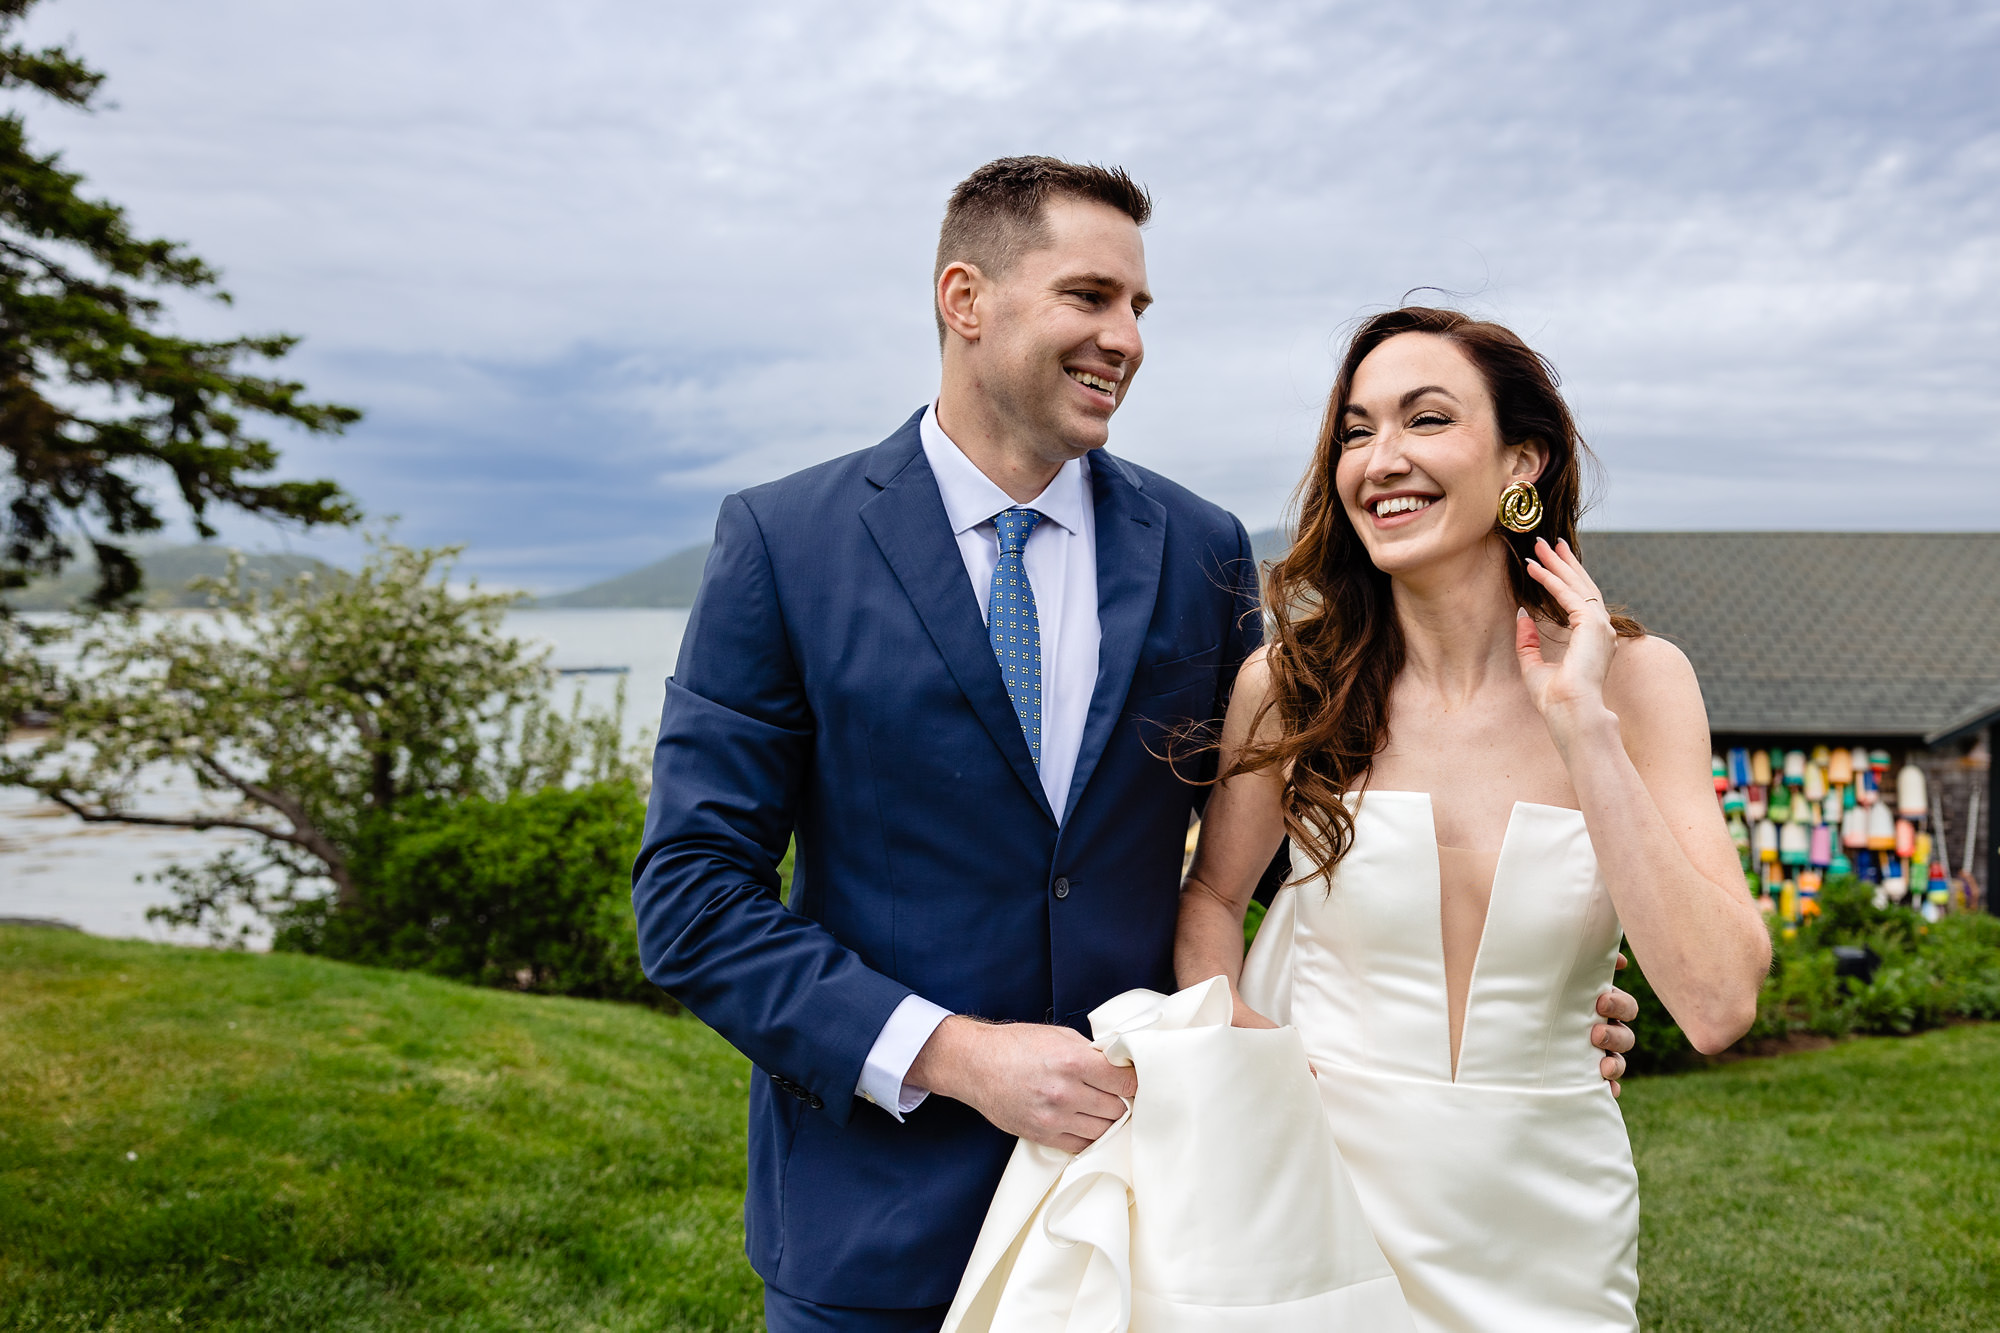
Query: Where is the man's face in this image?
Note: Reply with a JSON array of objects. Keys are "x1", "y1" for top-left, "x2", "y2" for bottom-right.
[{"x1": 967, "y1": 199, "x2": 1150, "y2": 465}]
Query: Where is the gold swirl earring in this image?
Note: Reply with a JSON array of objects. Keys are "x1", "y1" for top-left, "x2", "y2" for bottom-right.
[{"x1": 1497, "y1": 480, "x2": 1543, "y2": 533}]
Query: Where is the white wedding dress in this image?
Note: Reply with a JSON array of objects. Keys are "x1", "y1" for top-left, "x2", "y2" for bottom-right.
[
  {"x1": 1241, "y1": 791, "x2": 1640, "y2": 1332},
  {"x1": 943, "y1": 977, "x2": 1415, "y2": 1332}
]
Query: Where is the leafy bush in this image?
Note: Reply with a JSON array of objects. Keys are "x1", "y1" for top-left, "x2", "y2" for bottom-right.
[
  {"x1": 1623, "y1": 875, "x2": 2000, "y2": 1073},
  {"x1": 277, "y1": 781, "x2": 661, "y2": 1005}
]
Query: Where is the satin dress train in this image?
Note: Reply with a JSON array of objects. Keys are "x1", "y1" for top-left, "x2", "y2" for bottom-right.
[
  {"x1": 1240, "y1": 791, "x2": 1640, "y2": 1333},
  {"x1": 942, "y1": 977, "x2": 1415, "y2": 1332}
]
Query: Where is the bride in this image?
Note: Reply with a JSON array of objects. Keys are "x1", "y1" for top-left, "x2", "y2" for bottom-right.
[{"x1": 1174, "y1": 307, "x2": 1771, "y2": 1331}]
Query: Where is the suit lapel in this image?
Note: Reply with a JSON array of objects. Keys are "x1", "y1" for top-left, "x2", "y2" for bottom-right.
[
  {"x1": 860, "y1": 421, "x2": 1056, "y2": 822},
  {"x1": 1063, "y1": 451, "x2": 1167, "y2": 823}
]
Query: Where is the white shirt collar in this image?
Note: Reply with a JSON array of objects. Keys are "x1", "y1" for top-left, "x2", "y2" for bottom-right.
[{"x1": 920, "y1": 401, "x2": 1091, "y2": 537}]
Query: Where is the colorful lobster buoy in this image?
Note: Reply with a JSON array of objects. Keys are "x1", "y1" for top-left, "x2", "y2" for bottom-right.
[
  {"x1": 1896, "y1": 764, "x2": 1928, "y2": 818},
  {"x1": 1803, "y1": 761, "x2": 1826, "y2": 802},
  {"x1": 1780, "y1": 821, "x2": 1810, "y2": 867},
  {"x1": 1728, "y1": 747, "x2": 1752, "y2": 788},
  {"x1": 1723, "y1": 788, "x2": 1746, "y2": 816},
  {"x1": 1770, "y1": 785, "x2": 1793, "y2": 822},
  {"x1": 1809, "y1": 823, "x2": 1833, "y2": 868},
  {"x1": 1895, "y1": 818, "x2": 1916, "y2": 860},
  {"x1": 1858, "y1": 769, "x2": 1879, "y2": 806},
  {"x1": 1712, "y1": 755, "x2": 1728, "y2": 794},
  {"x1": 1798, "y1": 870, "x2": 1822, "y2": 919},
  {"x1": 1752, "y1": 750, "x2": 1773, "y2": 788},
  {"x1": 1755, "y1": 819, "x2": 1780, "y2": 864},
  {"x1": 1866, "y1": 801, "x2": 1896, "y2": 851},
  {"x1": 1823, "y1": 792, "x2": 1844, "y2": 825},
  {"x1": 1842, "y1": 805, "x2": 1869, "y2": 849},
  {"x1": 1747, "y1": 785, "x2": 1768, "y2": 821},
  {"x1": 1828, "y1": 748, "x2": 1854, "y2": 786}
]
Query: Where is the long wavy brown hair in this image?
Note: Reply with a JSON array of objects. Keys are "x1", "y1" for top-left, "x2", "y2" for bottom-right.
[{"x1": 1230, "y1": 306, "x2": 1644, "y2": 885}]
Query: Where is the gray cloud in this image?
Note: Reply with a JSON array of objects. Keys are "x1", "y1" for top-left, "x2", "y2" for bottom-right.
[{"x1": 19, "y1": 0, "x2": 1998, "y2": 588}]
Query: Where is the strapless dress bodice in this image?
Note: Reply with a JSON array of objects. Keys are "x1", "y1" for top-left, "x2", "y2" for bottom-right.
[{"x1": 1241, "y1": 790, "x2": 1640, "y2": 1333}]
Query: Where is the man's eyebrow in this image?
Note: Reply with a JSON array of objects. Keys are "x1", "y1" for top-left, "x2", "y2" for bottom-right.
[{"x1": 1051, "y1": 270, "x2": 1154, "y2": 308}]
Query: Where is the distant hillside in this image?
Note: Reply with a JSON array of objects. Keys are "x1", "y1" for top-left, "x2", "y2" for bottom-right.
[
  {"x1": 537, "y1": 529, "x2": 1289, "y2": 609},
  {"x1": 534, "y1": 544, "x2": 712, "y2": 608},
  {"x1": 4, "y1": 544, "x2": 333, "y2": 611},
  {"x1": 1248, "y1": 527, "x2": 1287, "y2": 566}
]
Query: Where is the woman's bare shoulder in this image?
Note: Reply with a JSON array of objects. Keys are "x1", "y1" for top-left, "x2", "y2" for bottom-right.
[{"x1": 1605, "y1": 632, "x2": 1707, "y2": 744}]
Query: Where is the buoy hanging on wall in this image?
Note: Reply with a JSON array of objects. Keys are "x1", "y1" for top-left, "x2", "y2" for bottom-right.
[
  {"x1": 1728, "y1": 748, "x2": 1751, "y2": 788},
  {"x1": 1866, "y1": 801, "x2": 1897, "y2": 851},
  {"x1": 1896, "y1": 764, "x2": 1928, "y2": 817}
]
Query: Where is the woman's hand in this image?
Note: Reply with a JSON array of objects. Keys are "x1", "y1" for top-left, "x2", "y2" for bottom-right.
[{"x1": 1515, "y1": 536, "x2": 1619, "y2": 748}]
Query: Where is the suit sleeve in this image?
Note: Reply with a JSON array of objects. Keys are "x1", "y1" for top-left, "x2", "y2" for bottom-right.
[{"x1": 632, "y1": 492, "x2": 913, "y2": 1126}]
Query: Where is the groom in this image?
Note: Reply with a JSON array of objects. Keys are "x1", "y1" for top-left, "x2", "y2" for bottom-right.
[{"x1": 633, "y1": 156, "x2": 1635, "y2": 1333}]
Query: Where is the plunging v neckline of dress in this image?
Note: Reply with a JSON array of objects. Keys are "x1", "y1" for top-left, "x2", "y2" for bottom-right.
[{"x1": 1381, "y1": 792, "x2": 1586, "y2": 1085}]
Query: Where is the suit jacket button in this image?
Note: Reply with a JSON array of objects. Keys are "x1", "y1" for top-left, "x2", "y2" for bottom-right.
[
  {"x1": 808, "y1": 1094, "x2": 824, "y2": 1110},
  {"x1": 1053, "y1": 877, "x2": 1070, "y2": 899}
]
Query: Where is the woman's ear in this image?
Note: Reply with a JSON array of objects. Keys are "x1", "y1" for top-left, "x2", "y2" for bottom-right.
[{"x1": 1509, "y1": 437, "x2": 1551, "y2": 485}]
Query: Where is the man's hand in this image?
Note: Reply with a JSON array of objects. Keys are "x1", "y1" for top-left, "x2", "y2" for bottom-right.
[
  {"x1": 1595, "y1": 958, "x2": 1640, "y2": 1097},
  {"x1": 907, "y1": 1015, "x2": 1137, "y2": 1152}
]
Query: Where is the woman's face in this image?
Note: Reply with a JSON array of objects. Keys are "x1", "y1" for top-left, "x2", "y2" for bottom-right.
[{"x1": 1332, "y1": 332, "x2": 1545, "y2": 580}]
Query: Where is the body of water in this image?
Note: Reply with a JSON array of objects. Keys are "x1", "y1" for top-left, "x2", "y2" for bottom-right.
[{"x1": 0, "y1": 608, "x2": 689, "y2": 946}]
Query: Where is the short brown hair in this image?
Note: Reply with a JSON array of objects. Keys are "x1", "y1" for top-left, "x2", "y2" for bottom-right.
[{"x1": 933, "y1": 156, "x2": 1153, "y2": 343}]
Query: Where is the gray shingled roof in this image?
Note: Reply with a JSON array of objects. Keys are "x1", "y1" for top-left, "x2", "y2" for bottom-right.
[{"x1": 1580, "y1": 533, "x2": 2000, "y2": 743}]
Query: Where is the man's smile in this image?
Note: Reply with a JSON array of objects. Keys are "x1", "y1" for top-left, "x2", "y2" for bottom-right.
[{"x1": 1065, "y1": 368, "x2": 1118, "y2": 401}]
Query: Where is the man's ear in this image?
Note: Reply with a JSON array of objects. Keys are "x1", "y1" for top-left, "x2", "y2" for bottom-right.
[
  {"x1": 1510, "y1": 437, "x2": 1551, "y2": 485},
  {"x1": 937, "y1": 261, "x2": 986, "y2": 344}
]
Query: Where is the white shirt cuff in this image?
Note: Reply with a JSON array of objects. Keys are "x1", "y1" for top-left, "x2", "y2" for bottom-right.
[{"x1": 857, "y1": 994, "x2": 953, "y2": 1121}]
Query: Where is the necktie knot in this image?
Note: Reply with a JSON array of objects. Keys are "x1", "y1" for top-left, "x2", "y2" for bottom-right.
[{"x1": 993, "y1": 507, "x2": 1042, "y2": 557}]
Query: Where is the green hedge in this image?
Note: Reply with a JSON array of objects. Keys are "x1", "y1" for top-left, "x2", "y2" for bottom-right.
[
  {"x1": 277, "y1": 781, "x2": 661, "y2": 1005},
  {"x1": 1624, "y1": 875, "x2": 2000, "y2": 1073}
]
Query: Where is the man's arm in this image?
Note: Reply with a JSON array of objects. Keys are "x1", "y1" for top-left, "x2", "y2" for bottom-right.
[{"x1": 632, "y1": 493, "x2": 912, "y2": 1126}]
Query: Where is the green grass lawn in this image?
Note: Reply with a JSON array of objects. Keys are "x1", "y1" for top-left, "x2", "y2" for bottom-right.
[
  {"x1": 4, "y1": 926, "x2": 1997, "y2": 1331},
  {"x1": 0, "y1": 926, "x2": 760, "y2": 1332},
  {"x1": 1625, "y1": 1023, "x2": 2000, "y2": 1330}
]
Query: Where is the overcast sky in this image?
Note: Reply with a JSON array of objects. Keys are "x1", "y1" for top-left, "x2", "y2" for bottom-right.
[{"x1": 16, "y1": 0, "x2": 2000, "y2": 591}]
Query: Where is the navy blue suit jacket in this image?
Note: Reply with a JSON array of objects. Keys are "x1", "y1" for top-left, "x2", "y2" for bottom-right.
[{"x1": 632, "y1": 409, "x2": 1261, "y2": 1307}]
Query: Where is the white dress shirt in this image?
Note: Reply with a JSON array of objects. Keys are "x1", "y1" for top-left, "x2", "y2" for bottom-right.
[{"x1": 854, "y1": 402, "x2": 1103, "y2": 1119}]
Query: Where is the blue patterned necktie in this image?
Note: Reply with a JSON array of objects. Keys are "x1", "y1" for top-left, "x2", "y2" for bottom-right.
[{"x1": 988, "y1": 507, "x2": 1044, "y2": 766}]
